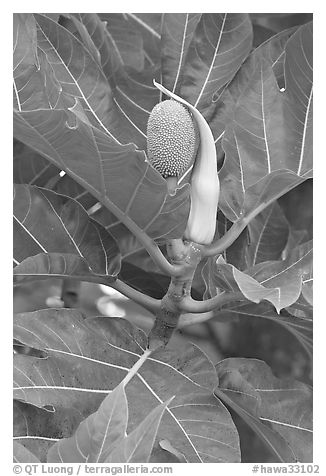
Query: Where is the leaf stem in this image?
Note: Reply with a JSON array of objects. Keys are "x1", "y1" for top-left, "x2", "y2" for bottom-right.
[
  {"x1": 177, "y1": 311, "x2": 214, "y2": 327},
  {"x1": 179, "y1": 291, "x2": 245, "y2": 314},
  {"x1": 205, "y1": 180, "x2": 308, "y2": 258},
  {"x1": 100, "y1": 199, "x2": 185, "y2": 277},
  {"x1": 122, "y1": 348, "x2": 153, "y2": 386},
  {"x1": 111, "y1": 279, "x2": 161, "y2": 314},
  {"x1": 142, "y1": 239, "x2": 185, "y2": 276},
  {"x1": 203, "y1": 218, "x2": 247, "y2": 257}
]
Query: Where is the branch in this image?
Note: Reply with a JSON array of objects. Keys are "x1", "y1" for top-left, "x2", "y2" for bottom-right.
[
  {"x1": 204, "y1": 186, "x2": 305, "y2": 258},
  {"x1": 143, "y1": 239, "x2": 185, "y2": 276},
  {"x1": 178, "y1": 311, "x2": 215, "y2": 327},
  {"x1": 203, "y1": 219, "x2": 247, "y2": 257},
  {"x1": 111, "y1": 279, "x2": 161, "y2": 314},
  {"x1": 179, "y1": 291, "x2": 245, "y2": 313}
]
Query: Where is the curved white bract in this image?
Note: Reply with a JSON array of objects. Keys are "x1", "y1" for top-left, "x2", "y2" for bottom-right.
[{"x1": 153, "y1": 81, "x2": 220, "y2": 244}]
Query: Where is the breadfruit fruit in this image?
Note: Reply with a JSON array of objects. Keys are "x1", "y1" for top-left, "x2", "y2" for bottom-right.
[{"x1": 146, "y1": 99, "x2": 198, "y2": 178}]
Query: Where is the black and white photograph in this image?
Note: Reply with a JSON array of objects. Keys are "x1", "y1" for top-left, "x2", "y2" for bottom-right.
[{"x1": 13, "y1": 12, "x2": 313, "y2": 468}]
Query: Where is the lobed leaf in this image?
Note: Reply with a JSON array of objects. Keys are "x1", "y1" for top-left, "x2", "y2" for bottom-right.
[
  {"x1": 245, "y1": 202, "x2": 290, "y2": 267},
  {"x1": 208, "y1": 25, "x2": 297, "y2": 161},
  {"x1": 14, "y1": 74, "x2": 189, "y2": 241},
  {"x1": 99, "y1": 14, "x2": 145, "y2": 71},
  {"x1": 218, "y1": 22, "x2": 312, "y2": 222},
  {"x1": 14, "y1": 105, "x2": 190, "y2": 244},
  {"x1": 14, "y1": 399, "x2": 61, "y2": 463},
  {"x1": 210, "y1": 240, "x2": 312, "y2": 313},
  {"x1": 14, "y1": 139, "x2": 60, "y2": 187},
  {"x1": 221, "y1": 26, "x2": 298, "y2": 112},
  {"x1": 13, "y1": 309, "x2": 240, "y2": 463},
  {"x1": 13, "y1": 184, "x2": 121, "y2": 283},
  {"x1": 215, "y1": 358, "x2": 313, "y2": 462},
  {"x1": 52, "y1": 174, "x2": 99, "y2": 211},
  {"x1": 282, "y1": 228, "x2": 309, "y2": 261},
  {"x1": 16, "y1": 14, "x2": 135, "y2": 143},
  {"x1": 13, "y1": 139, "x2": 102, "y2": 214},
  {"x1": 49, "y1": 174, "x2": 142, "y2": 257},
  {"x1": 112, "y1": 67, "x2": 160, "y2": 150},
  {"x1": 180, "y1": 14, "x2": 253, "y2": 116},
  {"x1": 283, "y1": 22, "x2": 313, "y2": 178},
  {"x1": 250, "y1": 13, "x2": 312, "y2": 35},
  {"x1": 106, "y1": 398, "x2": 173, "y2": 463},
  {"x1": 69, "y1": 13, "x2": 160, "y2": 150},
  {"x1": 120, "y1": 13, "x2": 162, "y2": 68},
  {"x1": 249, "y1": 240, "x2": 312, "y2": 310},
  {"x1": 14, "y1": 14, "x2": 191, "y2": 243},
  {"x1": 13, "y1": 441, "x2": 41, "y2": 463},
  {"x1": 158, "y1": 439, "x2": 187, "y2": 462},
  {"x1": 219, "y1": 302, "x2": 312, "y2": 360},
  {"x1": 57, "y1": 15, "x2": 103, "y2": 69},
  {"x1": 161, "y1": 14, "x2": 201, "y2": 95},
  {"x1": 48, "y1": 383, "x2": 128, "y2": 463}
]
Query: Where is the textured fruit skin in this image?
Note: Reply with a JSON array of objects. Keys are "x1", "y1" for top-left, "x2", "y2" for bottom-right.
[{"x1": 147, "y1": 100, "x2": 197, "y2": 178}]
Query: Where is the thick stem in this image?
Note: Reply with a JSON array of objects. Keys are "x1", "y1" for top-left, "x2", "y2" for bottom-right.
[
  {"x1": 147, "y1": 240, "x2": 204, "y2": 350},
  {"x1": 147, "y1": 297, "x2": 181, "y2": 351}
]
